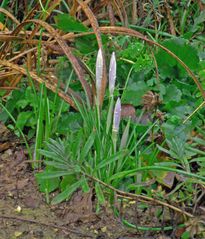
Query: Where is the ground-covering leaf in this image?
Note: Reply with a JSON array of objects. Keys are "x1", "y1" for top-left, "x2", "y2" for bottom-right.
[
  {"x1": 75, "y1": 35, "x2": 98, "y2": 54},
  {"x1": 56, "y1": 112, "x2": 82, "y2": 134},
  {"x1": 163, "y1": 85, "x2": 182, "y2": 103},
  {"x1": 0, "y1": 90, "x2": 22, "y2": 122},
  {"x1": 122, "y1": 81, "x2": 148, "y2": 106},
  {"x1": 16, "y1": 111, "x2": 33, "y2": 130},
  {"x1": 120, "y1": 40, "x2": 153, "y2": 73},
  {"x1": 156, "y1": 38, "x2": 199, "y2": 78},
  {"x1": 60, "y1": 175, "x2": 77, "y2": 191},
  {"x1": 55, "y1": 13, "x2": 88, "y2": 32},
  {"x1": 36, "y1": 169, "x2": 60, "y2": 194}
]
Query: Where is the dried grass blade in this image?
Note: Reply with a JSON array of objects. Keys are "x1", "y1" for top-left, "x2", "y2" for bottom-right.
[
  {"x1": 0, "y1": 7, "x2": 20, "y2": 25},
  {"x1": 76, "y1": 0, "x2": 107, "y2": 106},
  {"x1": 0, "y1": 19, "x2": 92, "y2": 104},
  {"x1": 107, "y1": 2, "x2": 115, "y2": 26},
  {"x1": 0, "y1": 60, "x2": 77, "y2": 109},
  {"x1": 0, "y1": 34, "x2": 23, "y2": 42},
  {"x1": 116, "y1": 0, "x2": 128, "y2": 26},
  {"x1": 112, "y1": 0, "x2": 124, "y2": 24},
  {"x1": 26, "y1": 19, "x2": 92, "y2": 104}
]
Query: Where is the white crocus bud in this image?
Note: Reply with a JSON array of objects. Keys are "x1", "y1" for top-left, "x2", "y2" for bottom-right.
[
  {"x1": 109, "y1": 52, "x2": 116, "y2": 96},
  {"x1": 96, "y1": 48, "x2": 103, "y2": 102},
  {"x1": 112, "y1": 97, "x2": 121, "y2": 133}
]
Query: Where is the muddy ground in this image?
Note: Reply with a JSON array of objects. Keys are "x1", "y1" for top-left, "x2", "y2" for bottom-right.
[{"x1": 0, "y1": 122, "x2": 183, "y2": 239}]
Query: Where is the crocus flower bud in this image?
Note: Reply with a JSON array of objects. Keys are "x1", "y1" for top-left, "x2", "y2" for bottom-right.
[
  {"x1": 96, "y1": 48, "x2": 103, "y2": 102},
  {"x1": 109, "y1": 52, "x2": 116, "y2": 96},
  {"x1": 113, "y1": 98, "x2": 121, "y2": 133}
]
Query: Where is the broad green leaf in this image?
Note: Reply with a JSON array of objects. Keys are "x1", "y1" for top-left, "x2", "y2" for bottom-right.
[
  {"x1": 36, "y1": 177, "x2": 60, "y2": 193},
  {"x1": 75, "y1": 35, "x2": 98, "y2": 54},
  {"x1": 35, "y1": 168, "x2": 60, "y2": 193},
  {"x1": 57, "y1": 112, "x2": 82, "y2": 134},
  {"x1": 156, "y1": 38, "x2": 199, "y2": 78},
  {"x1": 55, "y1": 14, "x2": 88, "y2": 33},
  {"x1": 16, "y1": 111, "x2": 33, "y2": 130},
  {"x1": 0, "y1": 90, "x2": 23, "y2": 122},
  {"x1": 122, "y1": 81, "x2": 148, "y2": 106},
  {"x1": 51, "y1": 179, "x2": 83, "y2": 204},
  {"x1": 16, "y1": 99, "x2": 29, "y2": 109},
  {"x1": 163, "y1": 85, "x2": 182, "y2": 103},
  {"x1": 60, "y1": 175, "x2": 77, "y2": 191}
]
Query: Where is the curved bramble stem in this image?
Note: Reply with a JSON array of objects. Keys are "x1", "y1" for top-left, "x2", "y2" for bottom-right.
[{"x1": 84, "y1": 173, "x2": 194, "y2": 218}]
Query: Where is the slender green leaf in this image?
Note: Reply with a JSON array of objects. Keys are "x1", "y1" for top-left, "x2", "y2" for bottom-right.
[
  {"x1": 95, "y1": 182, "x2": 105, "y2": 205},
  {"x1": 51, "y1": 179, "x2": 83, "y2": 205},
  {"x1": 81, "y1": 131, "x2": 95, "y2": 159}
]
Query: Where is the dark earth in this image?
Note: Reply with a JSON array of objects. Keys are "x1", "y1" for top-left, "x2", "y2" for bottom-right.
[{"x1": 0, "y1": 122, "x2": 186, "y2": 239}]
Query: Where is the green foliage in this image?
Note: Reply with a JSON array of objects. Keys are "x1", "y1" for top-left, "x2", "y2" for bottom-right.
[
  {"x1": 0, "y1": 87, "x2": 38, "y2": 137},
  {"x1": 156, "y1": 38, "x2": 199, "y2": 78},
  {"x1": 36, "y1": 85, "x2": 159, "y2": 205},
  {"x1": 163, "y1": 85, "x2": 182, "y2": 103},
  {"x1": 122, "y1": 80, "x2": 148, "y2": 106},
  {"x1": 120, "y1": 41, "x2": 153, "y2": 73},
  {"x1": 34, "y1": 33, "x2": 205, "y2": 210},
  {"x1": 55, "y1": 13, "x2": 88, "y2": 33},
  {"x1": 0, "y1": 0, "x2": 9, "y2": 22},
  {"x1": 0, "y1": 86, "x2": 70, "y2": 138}
]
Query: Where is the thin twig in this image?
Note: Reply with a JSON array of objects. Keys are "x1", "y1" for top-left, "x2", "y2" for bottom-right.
[
  {"x1": 0, "y1": 215, "x2": 92, "y2": 237},
  {"x1": 85, "y1": 174, "x2": 194, "y2": 218}
]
